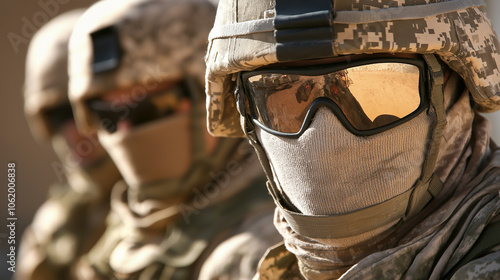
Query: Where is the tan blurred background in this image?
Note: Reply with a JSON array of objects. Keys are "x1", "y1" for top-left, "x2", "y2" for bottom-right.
[{"x1": 0, "y1": 1, "x2": 499, "y2": 278}]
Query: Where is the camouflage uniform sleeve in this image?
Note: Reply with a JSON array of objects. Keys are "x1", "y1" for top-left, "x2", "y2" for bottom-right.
[
  {"x1": 198, "y1": 209, "x2": 283, "y2": 280},
  {"x1": 15, "y1": 226, "x2": 62, "y2": 280},
  {"x1": 253, "y1": 242, "x2": 303, "y2": 280},
  {"x1": 450, "y1": 250, "x2": 500, "y2": 280},
  {"x1": 16, "y1": 184, "x2": 73, "y2": 280}
]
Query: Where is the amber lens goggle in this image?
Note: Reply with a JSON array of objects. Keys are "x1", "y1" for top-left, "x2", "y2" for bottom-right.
[{"x1": 241, "y1": 57, "x2": 429, "y2": 137}]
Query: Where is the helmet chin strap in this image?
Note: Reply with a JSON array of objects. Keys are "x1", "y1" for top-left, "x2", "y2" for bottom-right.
[{"x1": 237, "y1": 54, "x2": 447, "y2": 239}]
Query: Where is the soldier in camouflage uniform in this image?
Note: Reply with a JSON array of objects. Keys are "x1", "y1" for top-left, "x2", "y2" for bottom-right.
[
  {"x1": 205, "y1": 0, "x2": 500, "y2": 279},
  {"x1": 17, "y1": 9, "x2": 122, "y2": 280},
  {"x1": 68, "y1": 0, "x2": 281, "y2": 279}
]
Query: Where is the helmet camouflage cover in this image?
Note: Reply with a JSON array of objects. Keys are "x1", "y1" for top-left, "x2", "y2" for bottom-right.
[
  {"x1": 69, "y1": 0, "x2": 216, "y2": 133},
  {"x1": 205, "y1": 0, "x2": 500, "y2": 137},
  {"x1": 24, "y1": 9, "x2": 84, "y2": 141}
]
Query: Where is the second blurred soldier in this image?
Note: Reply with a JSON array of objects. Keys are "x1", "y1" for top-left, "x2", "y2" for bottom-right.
[{"x1": 68, "y1": 0, "x2": 280, "y2": 279}]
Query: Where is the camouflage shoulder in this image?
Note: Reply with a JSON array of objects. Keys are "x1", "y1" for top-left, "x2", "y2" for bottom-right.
[
  {"x1": 449, "y1": 250, "x2": 500, "y2": 280},
  {"x1": 254, "y1": 242, "x2": 303, "y2": 280}
]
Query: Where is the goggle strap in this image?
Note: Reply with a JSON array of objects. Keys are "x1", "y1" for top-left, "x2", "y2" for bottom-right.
[
  {"x1": 421, "y1": 54, "x2": 447, "y2": 181},
  {"x1": 235, "y1": 74, "x2": 247, "y2": 120},
  {"x1": 247, "y1": 129, "x2": 300, "y2": 213},
  {"x1": 238, "y1": 75, "x2": 300, "y2": 212},
  {"x1": 406, "y1": 54, "x2": 447, "y2": 218}
]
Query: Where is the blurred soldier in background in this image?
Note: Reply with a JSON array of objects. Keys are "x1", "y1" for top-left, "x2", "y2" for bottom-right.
[
  {"x1": 17, "y1": 9, "x2": 122, "y2": 280},
  {"x1": 68, "y1": 0, "x2": 280, "y2": 279},
  {"x1": 205, "y1": 0, "x2": 500, "y2": 279}
]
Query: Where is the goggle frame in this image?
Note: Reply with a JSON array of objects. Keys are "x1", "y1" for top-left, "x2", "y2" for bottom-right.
[{"x1": 240, "y1": 56, "x2": 430, "y2": 137}]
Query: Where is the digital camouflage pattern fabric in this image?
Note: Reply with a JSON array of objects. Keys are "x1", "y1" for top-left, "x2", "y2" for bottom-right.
[{"x1": 205, "y1": 0, "x2": 500, "y2": 137}]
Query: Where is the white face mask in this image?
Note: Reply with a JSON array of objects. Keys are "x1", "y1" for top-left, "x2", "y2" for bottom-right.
[
  {"x1": 98, "y1": 112, "x2": 192, "y2": 187},
  {"x1": 257, "y1": 107, "x2": 433, "y2": 217}
]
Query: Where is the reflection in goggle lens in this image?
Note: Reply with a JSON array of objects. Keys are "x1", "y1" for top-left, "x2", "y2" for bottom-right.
[{"x1": 244, "y1": 61, "x2": 425, "y2": 136}]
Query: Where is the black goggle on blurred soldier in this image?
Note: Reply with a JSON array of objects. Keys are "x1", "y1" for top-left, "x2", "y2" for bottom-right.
[
  {"x1": 17, "y1": 9, "x2": 122, "y2": 280},
  {"x1": 205, "y1": 0, "x2": 500, "y2": 279},
  {"x1": 68, "y1": 0, "x2": 280, "y2": 279}
]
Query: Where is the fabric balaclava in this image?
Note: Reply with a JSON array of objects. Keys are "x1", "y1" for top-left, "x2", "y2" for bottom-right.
[{"x1": 257, "y1": 108, "x2": 433, "y2": 217}]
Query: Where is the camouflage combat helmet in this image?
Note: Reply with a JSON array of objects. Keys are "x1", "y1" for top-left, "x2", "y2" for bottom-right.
[
  {"x1": 24, "y1": 9, "x2": 84, "y2": 141},
  {"x1": 69, "y1": 0, "x2": 216, "y2": 133},
  {"x1": 205, "y1": 0, "x2": 500, "y2": 137}
]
